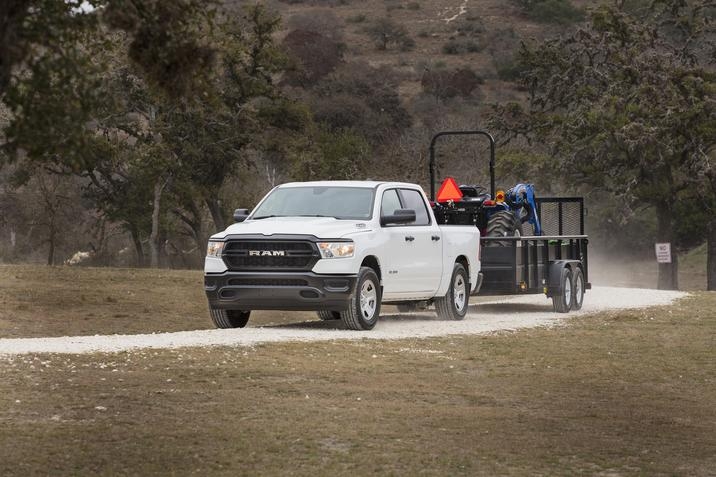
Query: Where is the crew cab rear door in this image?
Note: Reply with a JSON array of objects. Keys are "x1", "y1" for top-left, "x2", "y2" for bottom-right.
[{"x1": 380, "y1": 187, "x2": 443, "y2": 295}]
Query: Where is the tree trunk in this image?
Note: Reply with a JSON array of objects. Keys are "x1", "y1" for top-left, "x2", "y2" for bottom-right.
[
  {"x1": 656, "y1": 203, "x2": 678, "y2": 290},
  {"x1": 186, "y1": 200, "x2": 206, "y2": 265},
  {"x1": 47, "y1": 223, "x2": 55, "y2": 266},
  {"x1": 130, "y1": 228, "x2": 145, "y2": 267},
  {"x1": 206, "y1": 196, "x2": 226, "y2": 232},
  {"x1": 708, "y1": 217, "x2": 716, "y2": 291},
  {"x1": 149, "y1": 178, "x2": 166, "y2": 268}
]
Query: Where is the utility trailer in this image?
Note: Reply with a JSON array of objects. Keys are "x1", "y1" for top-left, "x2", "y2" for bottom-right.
[{"x1": 428, "y1": 130, "x2": 591, "y2": 313}]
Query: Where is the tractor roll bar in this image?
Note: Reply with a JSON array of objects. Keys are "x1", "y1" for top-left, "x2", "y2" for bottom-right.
[{"x1": 429, "y1": 130, "x2": 496, "y2": 201}]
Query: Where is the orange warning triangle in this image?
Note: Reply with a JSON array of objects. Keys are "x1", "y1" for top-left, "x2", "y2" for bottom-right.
[{"x1": 436, "y1": 177, "x2": 463, "y2": 202}]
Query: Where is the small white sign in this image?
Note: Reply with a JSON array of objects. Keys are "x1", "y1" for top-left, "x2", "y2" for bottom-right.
[{"x1": 655, "y1": 243, "x2": 672, "y2": 264}]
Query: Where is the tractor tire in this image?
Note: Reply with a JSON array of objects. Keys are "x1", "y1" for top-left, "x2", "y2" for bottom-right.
[
  {"x1": 485, "y1": 211, "x2": 523, "y2": 246},
  {"x1": 435, "y1": 262, "x2": 469, "y2": 320},
  {"x1": 340, "y1": 267, "x2": 381, "y2": 330},
  {"x1": 316, "y1": 310, "x2": 341, "y2": 321},
  {"x1": 210, "y1": 308, "x2": 251, "y2": 329}
]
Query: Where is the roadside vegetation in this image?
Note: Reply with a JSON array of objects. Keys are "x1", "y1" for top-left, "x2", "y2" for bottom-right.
[
  {"x1": 1, "y1": 292, "x2": 714, "y2": 475},
  {"x1": 0, "y1": 0, "x2": 714, "y2": 291}
]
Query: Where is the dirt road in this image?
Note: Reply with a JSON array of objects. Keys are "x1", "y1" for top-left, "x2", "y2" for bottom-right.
[{"x1": 0, "y1": 286, "x2": 685, "y2": 355}]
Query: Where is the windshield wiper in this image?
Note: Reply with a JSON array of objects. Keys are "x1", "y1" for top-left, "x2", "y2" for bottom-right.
[{"x1": 251, "y1": 215, "x2": 284, "y2": 220}]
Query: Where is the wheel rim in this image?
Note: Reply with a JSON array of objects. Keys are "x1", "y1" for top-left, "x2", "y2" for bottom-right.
[
  {"x1": 453, "y1": 274, "x2": 466, "y2": 312},
  {"x1": 360, "y1": 279, "x2": 377, "y2": 320},
  {"x1": 575, "y1": 273, "x2": 583, "y2": 305},
  {"x1": 564, "y1": 274, "x2": 572, "y2": 307}
]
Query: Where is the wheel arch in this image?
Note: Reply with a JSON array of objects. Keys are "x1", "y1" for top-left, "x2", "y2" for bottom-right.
[
  {"x1": 455, "y1": 254, "x2": 469, "y2": 278},
  {"x1": 360, "y1": 255, "x2": 382, "y2": 282}
]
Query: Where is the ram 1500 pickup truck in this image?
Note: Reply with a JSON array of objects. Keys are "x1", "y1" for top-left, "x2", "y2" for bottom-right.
[{"x1": 204, "y1": 181, "x2": 481, "y2": 330}]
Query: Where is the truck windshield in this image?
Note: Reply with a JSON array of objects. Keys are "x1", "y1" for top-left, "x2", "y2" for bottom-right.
[{"x1": 251, "y1": 186, "x2": 375, "y2": 220}]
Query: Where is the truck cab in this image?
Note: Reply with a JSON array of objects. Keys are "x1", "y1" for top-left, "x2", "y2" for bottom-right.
[{"x1": 204, "y1": 181, "x2": 481, "y2": 330}]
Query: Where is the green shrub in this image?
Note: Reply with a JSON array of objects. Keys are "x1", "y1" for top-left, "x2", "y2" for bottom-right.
[
  {"x1": 515, "y1": 0, "x2": 585, "y2": 25},
  {"x1": 495, "y1": 57, "x2": 525, "y2": 81},
  {"x1": 400, "y1": 37, "x2": 416, "y2": 51},
  {"x1": 346, "y1": 14, "x2": 367, "y2": 23},
  {"x1": 442, "y1": 39, "x2": 483, "y2": 55}
]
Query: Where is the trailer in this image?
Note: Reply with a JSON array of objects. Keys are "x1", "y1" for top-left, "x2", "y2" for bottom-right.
[{"x1": 428, "y1": 130, "x2": 591, "y2": 313}]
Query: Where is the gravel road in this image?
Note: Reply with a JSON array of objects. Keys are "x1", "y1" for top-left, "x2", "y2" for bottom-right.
[{"x1": 0, "y1": 287, "x2": 686, "y2": 355}]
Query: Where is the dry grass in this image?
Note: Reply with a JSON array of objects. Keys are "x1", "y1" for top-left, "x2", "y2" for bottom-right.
[
  {"x1": 1, "y1": 292, "x2": 714, "y2": 476},
  {"x1": 0, "y1": 265, "x2": 316, "y2": 338}
]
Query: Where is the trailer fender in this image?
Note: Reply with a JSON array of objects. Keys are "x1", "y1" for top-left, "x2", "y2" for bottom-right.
[{"x1": 546, "y1": 260, "x2": 582, "y2": 298}]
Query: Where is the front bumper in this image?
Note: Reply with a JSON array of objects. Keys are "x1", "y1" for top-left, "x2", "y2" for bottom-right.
[{"x1": 204, "y1": 272, "x2": 358, "y2": 311}]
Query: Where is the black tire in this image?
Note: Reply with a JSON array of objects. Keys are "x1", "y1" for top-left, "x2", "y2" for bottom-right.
[
  {"x1": 341, "y1": 267, "x2": 381, "y2": 330},
  {"x1": 210, "y1": 308, "x2": 251, "y2": 328},
  {"x1": 572, "y1": 267, "x2": 585, "y2": 311},
  {"x1": 552, "y1": 267, "x2": 573, "y2": 313},
  {"x1": 485, "y1": 211, "x2": 523, "y2": 246},
  {"x1": 316, "y1": 310, "x2": 341, "y2": 321},
  {"x1": 435, "y1": 263, "x2": 469, "y2": 320}
]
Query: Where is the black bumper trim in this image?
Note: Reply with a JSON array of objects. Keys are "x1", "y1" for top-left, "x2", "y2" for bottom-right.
[{"x1": 205, "y1": 271, "x2": 358, "y2": 311}]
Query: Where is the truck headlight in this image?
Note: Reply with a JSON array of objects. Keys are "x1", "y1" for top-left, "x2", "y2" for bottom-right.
[
  {"x1": 318, "y1": 242, "x2": 354, "y2": 258},
  {"x1": 206, "y1": 241, "x2": 225, "y2": 257}
]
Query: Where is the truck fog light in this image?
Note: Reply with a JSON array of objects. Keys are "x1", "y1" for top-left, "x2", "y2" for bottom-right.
[{"x1": 318, "y1": 242, "x2": 355, "y2": 258}]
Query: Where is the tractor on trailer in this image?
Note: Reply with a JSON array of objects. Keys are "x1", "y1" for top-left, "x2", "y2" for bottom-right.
[{"x1": 428, "y1": 130, "x2": 590, "y2": 312}]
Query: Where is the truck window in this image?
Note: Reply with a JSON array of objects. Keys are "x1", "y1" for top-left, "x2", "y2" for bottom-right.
[
  {"x1": 252, "y1": 187, "x2": 374, "y2": 220},
  {"x1": 380, "y1": 189, "x2": 402, "y2": 218},
  {"x1": 399, "y1": 189, "x2": 430, "y2": 226}
]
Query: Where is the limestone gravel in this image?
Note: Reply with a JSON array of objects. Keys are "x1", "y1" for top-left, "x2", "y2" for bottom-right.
[{"x1": 0, "y1": 287, "x2": 686, "y2": 355}]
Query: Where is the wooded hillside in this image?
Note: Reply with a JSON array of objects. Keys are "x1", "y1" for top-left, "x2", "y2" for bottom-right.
[{"x1": 0, "y1": 0, "x2": 713, "y2": 289}]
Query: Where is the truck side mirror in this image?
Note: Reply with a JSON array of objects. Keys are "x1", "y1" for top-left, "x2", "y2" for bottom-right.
[
  {"x1": 380, "y1": 208, "x2": 416, "y2": 226},
  {"x1": 233, "y1": 208, "x2": 250, "y2": 222}
]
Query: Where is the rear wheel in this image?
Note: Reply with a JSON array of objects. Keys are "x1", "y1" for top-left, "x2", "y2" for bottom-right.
[
  {"x1": 341, "y1": 267, "x2": 381, "y2": 330},
  {"x1": 316, "y1": 310, "x2": 341, "y2": 321},
  {"x1": 485, "y1": 211, "x2": 523, "y2": 246},
  {"x1": 572, "y1": 267, "x2": 585, "y2": 310},
  {"x1": 552, "y1": 267, "x2": 573, "y2": 313},
  {"x1": 210, "y1": 308, "x2": 251, "y2": 328},
  {"x1": 435, "y1": 263, "x2": 469, "y2": 320}
]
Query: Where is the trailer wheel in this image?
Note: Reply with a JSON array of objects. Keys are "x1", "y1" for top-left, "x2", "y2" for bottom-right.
[
  {"x1": 572, "y1": 267, "x2": 585, "y2": 310},
  {"x1": 435, "y1": 263, "x2": 469, "y2": 320},
  {"x1": 341, "y1": 267, "x2": 381, "y2": 330},
  {"x1": 210, "y1": 308, "x2": 251, "y2": 328},
  {"x1": 316, "y1": 310, "x2": 341, "y2": 321},
  {"x1": 486, "y1": 211, "x2": 523, "y2": 246},
  {"x1": 552, "y1": 267, "x2": 573, "y2": 313}
]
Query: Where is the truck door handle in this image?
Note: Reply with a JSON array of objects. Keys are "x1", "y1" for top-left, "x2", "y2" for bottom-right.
[
  {"x1": 431, "y1": 235, "x2": 441, "y2": 241},
  {"x1": 405, "y1": 236, "x2": 415, "y2": 242}
]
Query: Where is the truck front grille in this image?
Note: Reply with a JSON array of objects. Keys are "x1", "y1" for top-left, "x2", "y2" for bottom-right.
[
  {"x1": 222, "y1": 240, "x2": 319, "y2": 271},
  {"x1": 227, "y1": 278, "x2": 309, "y2": 287}
]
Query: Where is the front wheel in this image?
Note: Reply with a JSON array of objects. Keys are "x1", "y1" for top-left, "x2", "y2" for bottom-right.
[
  {"x1": 210, "y1": 308, "x2": 251, "y2": 329},
  {"x1": 435, "y1": 263, "x2": 469, "y2": 320},
  {"x1": 552, "y1": 267, "x2": 573, "y2": 313},
  {"x1": 341, "y1": 267, "x2": 381, "y2": 330}
]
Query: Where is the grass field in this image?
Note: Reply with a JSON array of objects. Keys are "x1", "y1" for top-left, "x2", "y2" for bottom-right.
[{"x1": 0, "y1": 263, "x2": 715, "y2": 475}]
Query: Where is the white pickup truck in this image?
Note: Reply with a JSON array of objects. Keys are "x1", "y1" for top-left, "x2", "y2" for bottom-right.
[{"x1": 204, "y1": 181, "x2": 482, "y2": 330}]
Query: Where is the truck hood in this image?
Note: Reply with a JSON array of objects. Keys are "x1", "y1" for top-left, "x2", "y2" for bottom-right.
[{"x1": 211, "y1": 217, "x2": 373, "y2": 240}]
